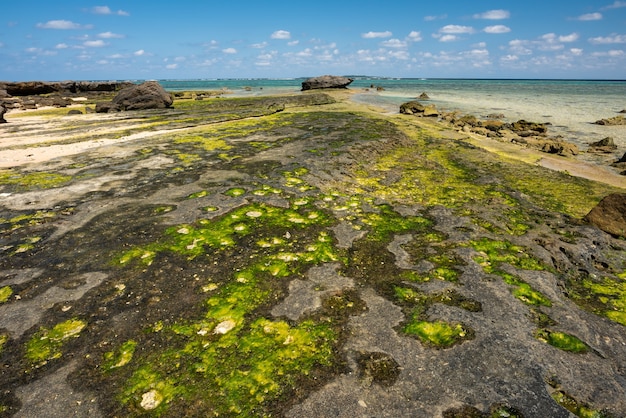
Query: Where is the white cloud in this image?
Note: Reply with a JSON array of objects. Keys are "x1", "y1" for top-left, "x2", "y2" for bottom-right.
[
  {"x1": 602, "y1": 1, "x2": 626, "y2": 10},
  {"x1": 559, "y1": 33, "x2": 579, "y2": 42},
  {"x1": 288, "y1": 40, "x2": 299, "y2": 46},
  {"x1": 84, "y1": 40, "x2": 107, "y2": 48},
  {"x1": 589, "y1": 34, "x2": 626, "y2": 44},
  {"x1": 296, "y1": 48, "x2": 312, "y2": 57},
  {"x1": 484, "y1": 25, "x2": 511, "y2": 34},
  {"x1": 592, "y1": 49, "x2": 625, "y2": 57},
  {"x1": 474, "y1": 10, "x2": 510, "y2": 20},
  {"x1": 424, "y1": 14, "x2": 447, "y2": 21},
  {"x1": 362, "y1": 31, "x2": 393, "y2": 39},
  {"x1": 407, "y1": 31, "x2": 422, "y2": 42},
  {"x1": 439, "y1": 25, "x2": 475, "y2": 34},
  {"x1": 439, "y1": 35, "x2": 460, "y2": 42},
  {"x1": 570, "y1": 48, "x2": 584, "y2": 56},
  {"x1": 222, "y1": 47, "x2": 237, "y2": 54},
  {"x1": 36, "y1": 20, "x2": 92, "y2": 30},
  {"x1": 98, "y1": 31, "x2": 124, "y2": 39},
  {"x1": 55, "y1": 43, "x2": 69, "y2": 49},
  {"x1": 381, "y1": 39, "x2": 407, "y2": 48},
  {"x1": 134, "y1": 49, "x2": 145, "y2": 56},
  {"x1": 271, "y1": 30, "x2": 291, "y2": 39},
  {"x1": 501, "y1": 54, "x2": 519, "y2": 62},
  {"x1": 577, "y1": 12, "x2": 603, "y2": 21},
  {"x1": 251, "y1": 41, "x2": 268, "y2": 49},
  {"x1": 108, "y1": 53, "x2": 124, "y2": 59},
  {"x1": 91, "y1": 6, "x2": 130, "y2": 16}
]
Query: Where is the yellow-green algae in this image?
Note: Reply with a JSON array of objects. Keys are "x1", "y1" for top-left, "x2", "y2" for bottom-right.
[
  {"x1": 582, "y1": 276, "x2": 626, "y2": 326},
  {"x1": 25, "y1": 318, "x2": 87, "y2": 365},
  {"x1": 0, "y1": 170, "x2": 72, "y2": 191},
  {"x1": 551, "y1": 391, "x2": 612, "y2": 418},
  {"x1": 0, "y1": 286, "x2": 13, "y2": 303},
  {"x1": 535, "y1": 329, "x2": 588, "y2": 353},
  {"x1": 393, "y1": 286, "x2": 477, "y2": 348},
  {"x1": 117, "y1": 202, "x2": 333, "y2": 266},
  {"x1": 469, "y1": 237, "x2": 551, "y2": 307},
  {"x1": 103, "y1": 340, "x2": 138, "y2": 371},
  {"x1": 114, "y1": 201, "x2": 342, "y2": 415}
]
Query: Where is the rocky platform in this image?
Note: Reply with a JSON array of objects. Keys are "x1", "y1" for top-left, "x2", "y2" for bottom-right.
[{"x1": 0, "y1": 92, "x2": 625, "y2": 417}]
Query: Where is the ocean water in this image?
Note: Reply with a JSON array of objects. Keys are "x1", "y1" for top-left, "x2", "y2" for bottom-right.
[{"x1": 156, "y1": 78, "x2": 626, "y2": 165}]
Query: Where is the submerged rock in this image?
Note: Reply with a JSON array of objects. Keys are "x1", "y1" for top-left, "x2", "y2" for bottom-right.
[
  {"x1": 585, "y1": 193, "x2": 626, "y2": 238},
  {"x1": 594, "y1": 115, "x2": 626, "y2": 126},
  {"x1": 96, "y1": 81, "x2": 173, "y2": 113},
  {"x1": 588, "y1": 137, "x2": 618, "y2": 153},
  {"x1": 301, "y1": 75, "x2": 353, "y2": 91}
]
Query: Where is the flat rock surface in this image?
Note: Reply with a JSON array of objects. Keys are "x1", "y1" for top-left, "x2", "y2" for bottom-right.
[{"x1": 0, "y1": 92, "x2": 625, "y2": 417}]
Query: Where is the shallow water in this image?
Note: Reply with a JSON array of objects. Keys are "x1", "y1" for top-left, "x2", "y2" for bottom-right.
[{"x1": 157, "y1": 77, "x2": 626, "y2": 166}]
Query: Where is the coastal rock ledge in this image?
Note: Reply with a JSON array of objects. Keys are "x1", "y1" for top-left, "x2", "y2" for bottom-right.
[{"x1": 301, "y1": 75, "x2": 353, "y2": 91}]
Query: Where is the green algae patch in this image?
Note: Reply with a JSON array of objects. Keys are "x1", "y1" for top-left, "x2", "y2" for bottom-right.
[
  {"x1": 404, "y1": 318, "x2": 472, "y2": 348},
  {"x1": 25, "y1": 319, "x2": 87, "y2": 366},
  {"x1": 0, "y1": 170, "x2": 72, "y2": 191},
  {"x1": 469, "y1": 238, "x2": 551, "y2": 307},
  {"x1": 361, "y1": 204, "x2": 432, "y2": 242},
  {"x1": 0, "y1": 286, "x2": 12, "y2": 304},
  {"x1": 536, "y1": 329, "x2": 588, "y2": 353},
  {"x1": 121, "y1": 319, "x2": 336, "y2": 416},
  {"x1": 173, "y1": 135, "x2": 232, "y2": 152},
  {"x1": 581, "y1": 277, "x2": 626, "y2": 326},
  {"x1": 551, "y1": 391, "x2": 611, "y2": 418},
  {"x1": 103, "y1": 340, "x2": 138, "y2": 371},
  {"x1": 393, "y1": 286, "x2": 477, "y2": 348},
  {"x1": 117, "y1": 202, "x2": 333, "y2": 266}
]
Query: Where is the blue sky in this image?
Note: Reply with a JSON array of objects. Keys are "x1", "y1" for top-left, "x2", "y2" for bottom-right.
[{"x1": 1, "y1": 1, "x2": 625, "y2": 80}]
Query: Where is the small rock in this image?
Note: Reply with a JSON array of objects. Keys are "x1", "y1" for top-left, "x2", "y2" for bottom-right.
[
  {"x1": 140, "y1": 390, "x2": 162, "y2": 410},
  {"x1": 419, "y1": 92, "x2": 430, "y2": 100}
]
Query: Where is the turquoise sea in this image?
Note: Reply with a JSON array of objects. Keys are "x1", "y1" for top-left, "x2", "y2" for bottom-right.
[{"x1": 154, "y1": 77, "x2": 626, "y2": 165}]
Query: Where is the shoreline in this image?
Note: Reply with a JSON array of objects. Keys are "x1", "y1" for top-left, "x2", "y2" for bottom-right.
[{"x1": 2, "y1": 89, "x2": 624, "y2": 189}]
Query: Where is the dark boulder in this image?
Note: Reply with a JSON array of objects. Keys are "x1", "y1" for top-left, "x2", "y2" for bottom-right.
[
  {"x1": 419, "y1": 92, "x2": 430, "y2": 100},
  {"x1": 508, "y1": 120, "x2": 548, "y2": 135},
  {"x1": 0, "y1": 104, "x2": 6, "y2": 123},
  {"x1": 400, "y1": 101, "x2": 425, "y2": 115},
  {"x1": 301, "y1": 75, "x2": 353, "y2": 91},
  {"x1": 588, "y1": 137, "x2": 618, "y2": 153},
  {"x1": 584, "y1": 193, "x2": 626, "y2": 238},
  {"x1": 97, "y1": 81, "x2": 173, "y2": 113}
]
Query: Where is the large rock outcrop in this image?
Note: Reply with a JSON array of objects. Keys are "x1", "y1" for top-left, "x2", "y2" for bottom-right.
[
  {"x1": 584, "y1": 193, "x2": 626, "y2": 238},
  {"x1": 301, "y1": 75, "x2": 353, "y2": 91},
  {"x1": 96, "y1": 81, "x2": 173, "y2": 113},
  {"x1": 0, "y1": 81, "x2": 133, "y2": 96}
]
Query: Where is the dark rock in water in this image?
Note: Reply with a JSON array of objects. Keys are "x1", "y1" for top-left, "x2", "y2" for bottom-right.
[
  {"x1": 585, "y1": 193, "x2": 626, "y2": 238},
  {"x1": 97, "y1": 81, "x2": 173, "y2": 113},
  {"x1": 588, "y1": 137, "x2": 618, "y2": 153},
  {"x1": 400, "y1": 101, "x2": 425, "y2": 115},
  {"x1": 301, "y1": 75, "x2": 353, "y2": 91},
  {"x1": 400, "y1": 100, "x2": 439, "y2": 117},
  {"x1": 67, "y1": 109, "x2": 83, "y2": 116},
  {"x1": 594, "y1": 115, "x2": 626, "y2": 126},
  {"x1": 0, "y1": 104, "x2": 6, "y2": 123},
  {"x1": 508, "y1": 120, "x2": 548, "y2": 134},
  {"x1": 419, "y1": 92, "x2": 430, "y2": 100},
  {"x1": 619, "y1": 109, "x2": 626, "y2": 114}
]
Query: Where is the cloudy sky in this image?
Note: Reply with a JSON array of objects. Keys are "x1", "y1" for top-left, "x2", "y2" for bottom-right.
[{"x1": 1, "y1": 1, "x2": 625, "y2": 80}]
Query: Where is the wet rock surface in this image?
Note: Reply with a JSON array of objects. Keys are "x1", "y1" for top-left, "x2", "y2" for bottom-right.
[
  {"x1": 301, "y1": 75, "x2": 354, "y2": 91},
  {"x1": 0, "y1": 92, "x2": 625, "y2": 417}
]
